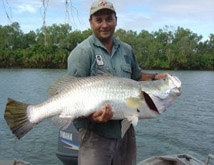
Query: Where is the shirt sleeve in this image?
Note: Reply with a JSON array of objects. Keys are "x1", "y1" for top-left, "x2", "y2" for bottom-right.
[
  {"x1": 67, "y1": 47, "x2": 91, "y2": 77},
  {"x1": 131, "y1": 50, "x2": 142, "y2": 81}
]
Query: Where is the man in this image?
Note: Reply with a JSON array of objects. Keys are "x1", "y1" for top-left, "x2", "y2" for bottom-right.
[{"x1": 67, "y1": 0, "x2": 167, "y2": 164}]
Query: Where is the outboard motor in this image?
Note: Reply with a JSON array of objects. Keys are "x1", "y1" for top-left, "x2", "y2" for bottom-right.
[{"x1": 56, "y1": 124, "x2": 79, "y2": 165}]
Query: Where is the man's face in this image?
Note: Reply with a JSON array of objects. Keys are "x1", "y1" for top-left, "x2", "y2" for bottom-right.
[{"x1": 90, "y1": 9, "x2": 117, "y2": 42}]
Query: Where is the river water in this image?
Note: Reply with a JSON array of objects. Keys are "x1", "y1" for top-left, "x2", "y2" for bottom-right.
[{"x1": 0, "y1": 69, "x2": 213, "y2": 165}]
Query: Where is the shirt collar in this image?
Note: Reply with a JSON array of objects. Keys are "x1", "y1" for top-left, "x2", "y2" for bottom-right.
[{"x1": 92, "y1": 34, "x2": 120, "y2": 49}]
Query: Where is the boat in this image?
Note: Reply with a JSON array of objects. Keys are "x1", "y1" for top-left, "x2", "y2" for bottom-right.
[
  {"x1": 137, "y1": 153, "x2": 214, "y2": 165},
  {"x1": 56, "y1": 125, "x2": 214, "y2": 165},
  {"x1": 0, "y1": 159, "x2": 31, "y2": 165},
  {"x1": 56, "y1": 124, "x2": 79, "y2": 165}
]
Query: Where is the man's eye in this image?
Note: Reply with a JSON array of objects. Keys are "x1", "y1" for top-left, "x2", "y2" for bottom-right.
[
  {"x1": 107, "y1": 18, "x2": 113, "y2": 22},
  {"x1": 95, "y1": 19, "x2": 102, "y2": 23}
]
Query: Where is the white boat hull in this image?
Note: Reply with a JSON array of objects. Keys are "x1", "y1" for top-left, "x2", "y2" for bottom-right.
[{"x1": 137, "y1": 154, "x2": 204, "y2": 165}]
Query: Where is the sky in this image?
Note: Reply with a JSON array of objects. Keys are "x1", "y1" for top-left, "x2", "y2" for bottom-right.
[{"x1": 1, "y1": 0, "x2": 214, "y2": 40}]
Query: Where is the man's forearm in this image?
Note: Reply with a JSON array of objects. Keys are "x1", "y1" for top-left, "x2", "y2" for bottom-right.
[
  {"x1": 139, "y1": 72, "x2": 157, "y2": 81},
  {"x1": 139, "y1": 72, "x2": 168, "y2": 81}
]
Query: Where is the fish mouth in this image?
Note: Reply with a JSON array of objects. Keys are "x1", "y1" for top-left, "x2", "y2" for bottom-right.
[
  {"x1": 170, "y1": 75, "x2": 182, "y2": 89},
  {"x1": 143, "y1": 91, "x2": 159, "y2": 114}
]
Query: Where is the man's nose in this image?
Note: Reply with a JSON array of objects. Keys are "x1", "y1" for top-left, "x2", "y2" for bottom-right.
[{"x1": 101, "y1": 20, "x2": 108, "y2": 27}]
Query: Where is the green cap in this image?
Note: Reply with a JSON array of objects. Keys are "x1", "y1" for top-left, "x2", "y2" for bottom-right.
[{"x1": 90, "y1": 0, "x2": 116, "y2": 16}]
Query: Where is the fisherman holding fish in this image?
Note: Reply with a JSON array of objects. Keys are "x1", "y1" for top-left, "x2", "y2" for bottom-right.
[
  {"x1": 67, "y1": 0, "x2": 168, "y2": 164},
  {"x1": 4, "y1": 0, "x2": 182, "y2": 164}
]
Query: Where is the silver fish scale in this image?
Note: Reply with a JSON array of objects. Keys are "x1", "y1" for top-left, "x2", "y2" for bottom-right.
[
  {"x1": 29, "y1": 76, "x2": 142, "y2": 123},
  {"x1": 26, "y1": 74, "x2": 182, "y2": 125},
  {"x1": 63, "y1": 76, "x2": 142, "y2": 119}
]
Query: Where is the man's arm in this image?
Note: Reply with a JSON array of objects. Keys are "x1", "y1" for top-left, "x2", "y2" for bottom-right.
[
  {"x1": 139, "y1": 72, "x2": 168, "y2": 81},
  {"x1": 67, "y1": 48, "x2": 91, "y2": 77}
]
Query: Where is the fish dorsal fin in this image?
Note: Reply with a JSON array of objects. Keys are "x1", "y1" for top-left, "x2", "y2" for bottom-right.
[
  {"x1": 125, "y1": 98, "x2": 143, "y2": 109},
  {"x1": 51, "y1": 116, "x2": 73, "y2": 130},
  {"x1": 48, "y1": 76, "x2": 77, "y2": 95},
  {"x1": 127, "y1": 116, "x2": 139, "y2": 126}
]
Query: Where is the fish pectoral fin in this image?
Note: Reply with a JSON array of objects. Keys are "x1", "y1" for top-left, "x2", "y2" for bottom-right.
[
  {"x1": 121, "y1": 119, "x2": 132, "y2": 138},
  {"x1": 126, "y1": 116, "x2": 139, "y2": 126},
  {"x1": 125, "y1": 98, "x2": 142, "y2": 109},
  {"x1": 52, "y1": 116, "x2": 73, "y2": 130}
]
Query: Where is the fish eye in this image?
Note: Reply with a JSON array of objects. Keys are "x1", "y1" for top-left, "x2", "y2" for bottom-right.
[{"x1": 137, "y1": 109, "x2": 140, "y2": 113}]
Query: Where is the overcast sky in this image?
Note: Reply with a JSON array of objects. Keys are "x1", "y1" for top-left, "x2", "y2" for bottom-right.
[{"x1": 1, "y1": 0, "x2": 214, "y2": 40}]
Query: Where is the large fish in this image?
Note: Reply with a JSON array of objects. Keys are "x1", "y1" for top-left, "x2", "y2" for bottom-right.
[{"x1": 4, "y1": 74, "x2": 181, "y2": 139}]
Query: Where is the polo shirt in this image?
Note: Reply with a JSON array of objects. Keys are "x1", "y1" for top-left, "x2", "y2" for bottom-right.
[{"x1": 67, "y1": 34, "x2": 142, "y2": 138}]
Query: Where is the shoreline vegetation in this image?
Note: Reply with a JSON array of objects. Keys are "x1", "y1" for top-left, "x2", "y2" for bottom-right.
[{"x1": 0, "y1": 22, "x2": 213, "y2": 70}]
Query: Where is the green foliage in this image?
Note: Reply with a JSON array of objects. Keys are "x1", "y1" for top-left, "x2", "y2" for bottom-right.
[{"x1": 0, "y1": 22, "x2": 213, "y2": 70}]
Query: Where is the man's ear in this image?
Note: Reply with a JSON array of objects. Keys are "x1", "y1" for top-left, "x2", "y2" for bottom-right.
[
  {"x1": 89, "y1": 17, "x2": 92, "y2": 28},
  {"x1": 115, "y1": 15, "x2": 117, "y2": 26}
]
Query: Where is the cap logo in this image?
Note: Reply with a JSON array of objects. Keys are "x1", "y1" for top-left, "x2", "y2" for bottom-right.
[{"x1": 99, "y1": 1, "x2": 106, "y2": 7}]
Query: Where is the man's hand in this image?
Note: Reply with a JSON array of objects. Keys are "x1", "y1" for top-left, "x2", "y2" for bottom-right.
[
  {"x1": 155, "y1": 72, "x2": 168, "y2": 80},
  {"x1": 89, "y1": 104, "x2": 113, "y2": 123}
]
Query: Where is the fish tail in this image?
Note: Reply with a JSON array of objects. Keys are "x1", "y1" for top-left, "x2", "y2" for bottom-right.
[{"x1": 4, "y1": 98, "x2": 35, "y2": 139}]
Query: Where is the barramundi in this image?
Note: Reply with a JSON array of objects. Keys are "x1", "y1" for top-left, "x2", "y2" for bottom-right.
[{"x1": 4, "y1": 74, "x2": 181, "y2": 139}]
